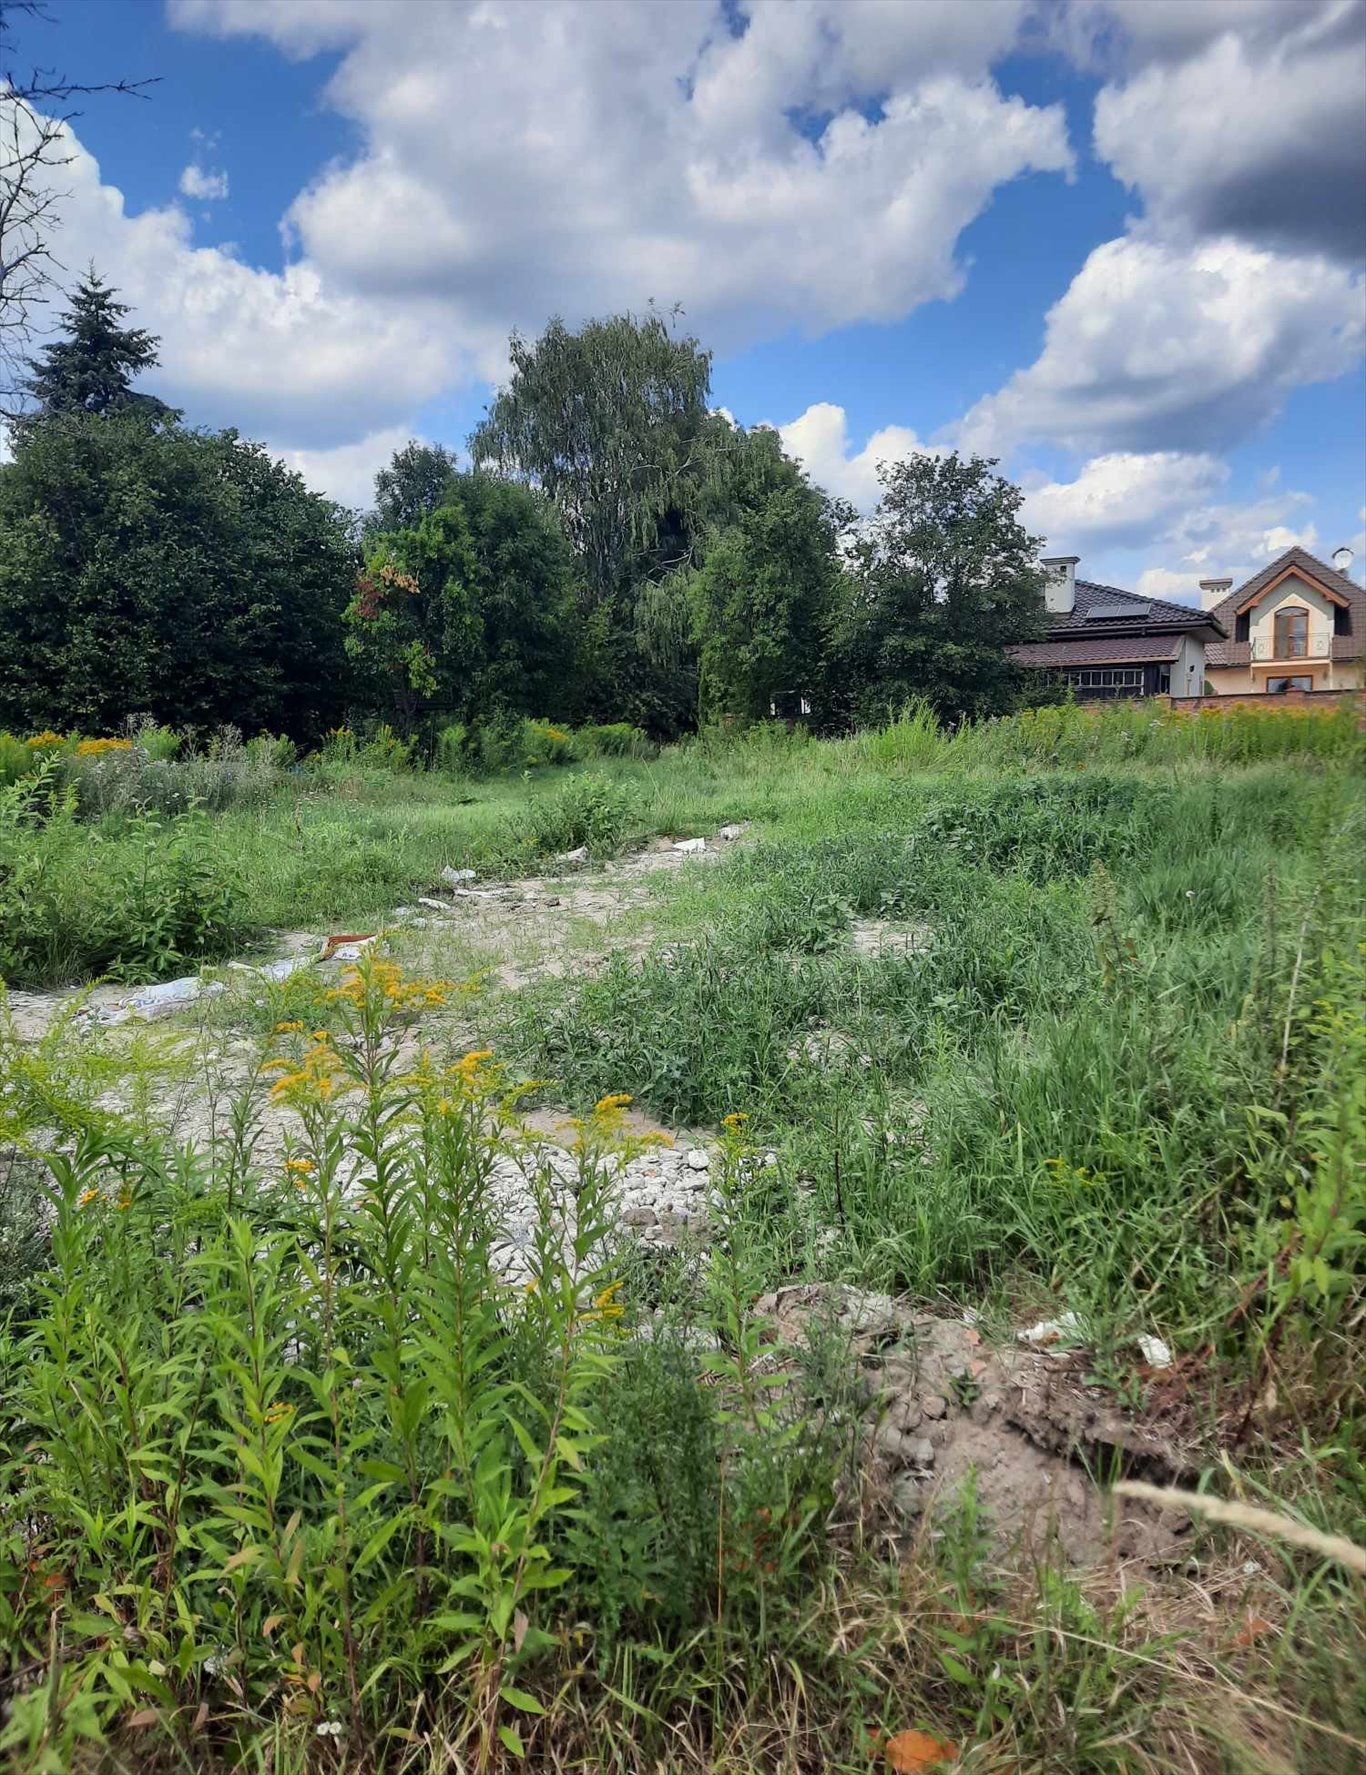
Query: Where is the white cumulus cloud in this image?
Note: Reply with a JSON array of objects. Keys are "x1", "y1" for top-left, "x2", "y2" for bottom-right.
[
  {"x1": 1021, "y1": 451, "x2": 1228, "y2": 550},
  {"x1": 960, "y1": 236, "x2": 1365, "y2": 457},
  {"x1": 171, "y1": 0, "x2": 1072, "y2": 371},
  {"x1": 178, "y1": 162, "x2": 229, "y2": 201},
  {"x1": 1093, "y1": 19, "x2": 1366, "y2": 262},
  {"x1": 1134, "y1": 484, "x2": 1320, "y2": 602},
  {"x1": 268, "y1": 425, "x2": 418, "y2": 509},
  {"x1": 776, "y1": 402, "x2": 932, "y2": 510},
  {"x1": 28, "y1": 115, "x2": 452, "y2": 450}
]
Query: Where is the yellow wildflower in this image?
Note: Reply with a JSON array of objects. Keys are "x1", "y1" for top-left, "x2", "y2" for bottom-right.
[
  {"x1": 268, "y1": 1040, "x2": 350, "y2": 1108},
  {"x1": 26, "y1": 730, "x2": 65, "y2": 749},
  {"x1": 263, "y1": 1401, "x2": 294, "y2": 1424},
  {"x1": 454, "y1": 1047, "x2": 496, "y2": 1080},
  {"x1": 116, "y1": 1188, "x2": 133, "y2": 1212},
  {"x1": 73, "y1": 736, "x2": 134, "y2": 758},
  {"x1": 721, "y1": 1112, "x2": 748, "y2": 1131},
  {"x1": 78, "y1": 1186, "x2": 101, "y2": 1208},
  {"x1": 273, "y1": 1020, "x2": 304, "y2": 1035},
  {"x1": 591, "y1": 1280, "x2": 625, "y2": 1320},
  {"x1": 594, "y1": 1092, "x2": 632, "y2": 1114}
]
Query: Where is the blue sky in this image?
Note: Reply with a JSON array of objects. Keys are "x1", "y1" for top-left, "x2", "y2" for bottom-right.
[{"x1": 25, "y1": 0, "x2": 1366, "y2": 599}]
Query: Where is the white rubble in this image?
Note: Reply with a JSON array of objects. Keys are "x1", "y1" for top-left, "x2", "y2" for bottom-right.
[
  {"x1": 672, "y1": 837, "x2": 707, "y2": 853},
  {"x1": 1136, "y1": 1333, "x2": 1173, "y2": 1369},
  {"x1": 1017, "y1": 1311, "x2": 1082, "y2": 1349}
]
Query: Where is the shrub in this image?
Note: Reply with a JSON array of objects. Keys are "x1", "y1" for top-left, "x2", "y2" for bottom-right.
[
  {"x1": 575, "y1": 722, "x2": 654, "y2": 759},
  {"x1": 472, "y1": 711, "x2": 524, "y2": 773},
  {"x1": 127, "y1": 720, "x2": 181, "y2": 762},
  {"x1": 63, "y1": 728, "x2": 283, "y2": 818},
  {"x1": 0, "y1": 765, "x2": 250, "y2": 986},
  {"x1": 0, "y1": 734, "x2": 33, "y2": 789},
  {"x1": 244, "y1": 731, "x2": 298, "y2": 769},
  {"x1": 518, "y1": 773, "x2": 634, "y2": 859},
  {"x1": 435, "y1": 720, "x2": 468, "y2": 775},
  {"x1": 521, "y1": 719, "x2": 578, "y2": 768},
  {"x1": 317, "y1": 724, "x2": 414, "y2": 772}
]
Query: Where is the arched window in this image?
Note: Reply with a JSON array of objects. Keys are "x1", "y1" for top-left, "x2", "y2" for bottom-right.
[{"x1": 1273, "y1": 606, "x2": 1308, "y2": 658}]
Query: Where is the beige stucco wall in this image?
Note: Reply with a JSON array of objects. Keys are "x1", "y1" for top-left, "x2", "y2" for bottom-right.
[
  {"x1": 1247, "y1": 573, "x2": 1336, "y2": 657},
  {"x1": 1207, "y1": 570, "x2": 1360, "y2": 692},
  {"x1": 1206, "y1": 665, "x2": 1257, "y2": 694}
]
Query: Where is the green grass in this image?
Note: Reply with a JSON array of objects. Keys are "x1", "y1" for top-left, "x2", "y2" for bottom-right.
[{"x1": 1, "y1": 700, "x2": 1363, "y2": 1771}]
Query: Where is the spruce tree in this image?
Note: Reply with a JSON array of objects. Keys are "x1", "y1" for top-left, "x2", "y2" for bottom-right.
[{"x1": 22, "y1": 271, "x2": 173, "y2": 421}]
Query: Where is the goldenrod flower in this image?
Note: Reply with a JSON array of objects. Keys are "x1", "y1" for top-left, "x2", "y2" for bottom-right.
[
  {"x1": 273, "y1": 1020, "x2": 304, "y2": 1035},
  {"x1": 263, "y1": 1400, "x2": 294, "y2": 1424},
  {"x1": 73, "y1": 736, "x2": 133, "y2": 757},
  {"x1": 591, "y1": 1280, "x2": 625, "y2": 1320},
  {"x1": 78, "y1": 1186, "x2": 101, "y2": 1208}
]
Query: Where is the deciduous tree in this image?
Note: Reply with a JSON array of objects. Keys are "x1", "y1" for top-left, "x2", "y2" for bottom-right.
[
  {"x1": 828, "y1": 452, "x2": 1047, "y2": 726},
  {"x1": 0, "y1": 411, "x2": 356, "y2": 737}
]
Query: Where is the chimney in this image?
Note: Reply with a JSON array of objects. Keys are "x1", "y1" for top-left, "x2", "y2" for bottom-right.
[
  {"x1": 1041, "y1": 554, "x2": 1079, "y2": 615},
  {"x1": 1332, "y1": 546, "x2": 1354, "y2": 575},
  {"x1": 1198, "y1": 576, "x2": 1233, "y2": 611}
]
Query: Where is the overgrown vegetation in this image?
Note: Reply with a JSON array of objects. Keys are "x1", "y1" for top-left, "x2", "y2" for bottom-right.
[
  {"x1": 1, "y1": 927, "x2": 1361, "y2": 1773},
  {"x1": 0, "y1": 700, "x2": 1359, "y2": 990}
]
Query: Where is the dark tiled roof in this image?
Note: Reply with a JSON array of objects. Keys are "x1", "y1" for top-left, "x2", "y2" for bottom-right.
[
  {"x1": 1206, "y1": 545, "x2": 1365, "y2": 667},
  {"x1": 1045, "y1": 578, "x2": 1223, "y2": 639},
  {"x1": 1011, "y1": 634, "x2": 1183, "y2": 668}
]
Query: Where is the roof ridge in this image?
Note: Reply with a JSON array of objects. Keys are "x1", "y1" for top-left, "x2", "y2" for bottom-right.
[{"x1": 1231, "y1": 542, "x2": 1361, "y2": 601}]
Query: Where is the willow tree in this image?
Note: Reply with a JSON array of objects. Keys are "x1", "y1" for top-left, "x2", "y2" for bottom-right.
[
  {"x1": 472, "y1": 311, "x2": 713, "y2": 600},
  {"x1": 470, "y1": 311, "x2": 716, "y2": 732}
]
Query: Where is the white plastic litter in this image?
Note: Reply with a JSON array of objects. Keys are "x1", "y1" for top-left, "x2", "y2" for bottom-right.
[
  {"x1": 255, "y1": 957, "x2": 313, "y2": 983},
  {"x1": 673, "y1": 837, "x2": 707, "y2": 853},
  {"x1": 329, "y1": 939, "x2": 375, "y2": 962},
  {"x1": 123, "y1": 975, "x2": 216, "y2": 1013},
  {"x1": 441, "y1": 866, "x2": 478, "y2": 887},
  {"x1": 555, "y1": 846, "x2": 589, "y2": 867},
  {"x1": 1136, "y1": 1334, "x2": 1174, "y2": 1369},
  {"x1": 1017, "y1": 1311, "x2": 1082, "y2": 1348},
  {"x1": 226, "y1": 955, "x2": 314, "y2": 983}
]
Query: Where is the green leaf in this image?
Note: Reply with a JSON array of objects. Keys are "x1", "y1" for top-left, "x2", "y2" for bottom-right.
[{"x1": 499, "y1": 1685, "x2": 546, "y2": 1716}]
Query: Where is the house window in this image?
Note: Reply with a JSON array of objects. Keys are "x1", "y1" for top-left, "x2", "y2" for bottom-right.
[
  {"x1": 1334, "y1": 602, "x2": 1352, "y2": 636},
  {"x1": 1234, "y1": 612, "x2": 1250, "y2": 643},
  {"x1": 1273, "y1": 606, "x2": 1309, "y2": 658},
  {"x1": 1267, "y1": 675, "x2": 1313, "y2": 694},
  {"x1": 1060, "y1": 666, "x2": 1145, "y2": 694}
]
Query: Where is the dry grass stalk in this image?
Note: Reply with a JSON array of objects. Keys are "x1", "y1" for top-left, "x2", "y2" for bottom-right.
[{"x1": 1115, "y1": 1481, "x2": 1366, "y2": 1575}]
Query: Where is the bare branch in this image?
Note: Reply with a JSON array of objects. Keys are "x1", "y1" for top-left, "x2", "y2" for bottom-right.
[{"x1": 0, "y1": 1, "x2": 152, "y2": 389}]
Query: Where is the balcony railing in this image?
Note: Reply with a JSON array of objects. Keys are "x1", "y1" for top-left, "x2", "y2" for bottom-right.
[{"x1": 1249, "y1": 630, "x2": 1333, "y2": 661}]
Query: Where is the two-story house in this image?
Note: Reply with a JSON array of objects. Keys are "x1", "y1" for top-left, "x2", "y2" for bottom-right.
[{"x1": 1203, "y1": 545, "x2": 1363, "y2": 695}]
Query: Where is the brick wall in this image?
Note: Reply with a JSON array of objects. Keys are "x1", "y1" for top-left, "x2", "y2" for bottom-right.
[{"x1": 1170, "y1": 689, "x2": 1364, "y2": 713}]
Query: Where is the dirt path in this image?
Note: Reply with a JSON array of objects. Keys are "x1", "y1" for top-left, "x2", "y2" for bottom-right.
[{"x1": 2, "y1": 833, "x2": 735, "y2": 1044}]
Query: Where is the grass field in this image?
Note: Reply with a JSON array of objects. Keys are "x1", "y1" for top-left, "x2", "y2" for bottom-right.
[{"x1": 1, "y1": 702, "x2": 1363, "y2": 1773}]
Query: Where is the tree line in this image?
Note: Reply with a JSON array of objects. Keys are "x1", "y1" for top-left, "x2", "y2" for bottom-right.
[{"x1": 0, "y1": 280, "x2": 1049, "y2": 744}]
